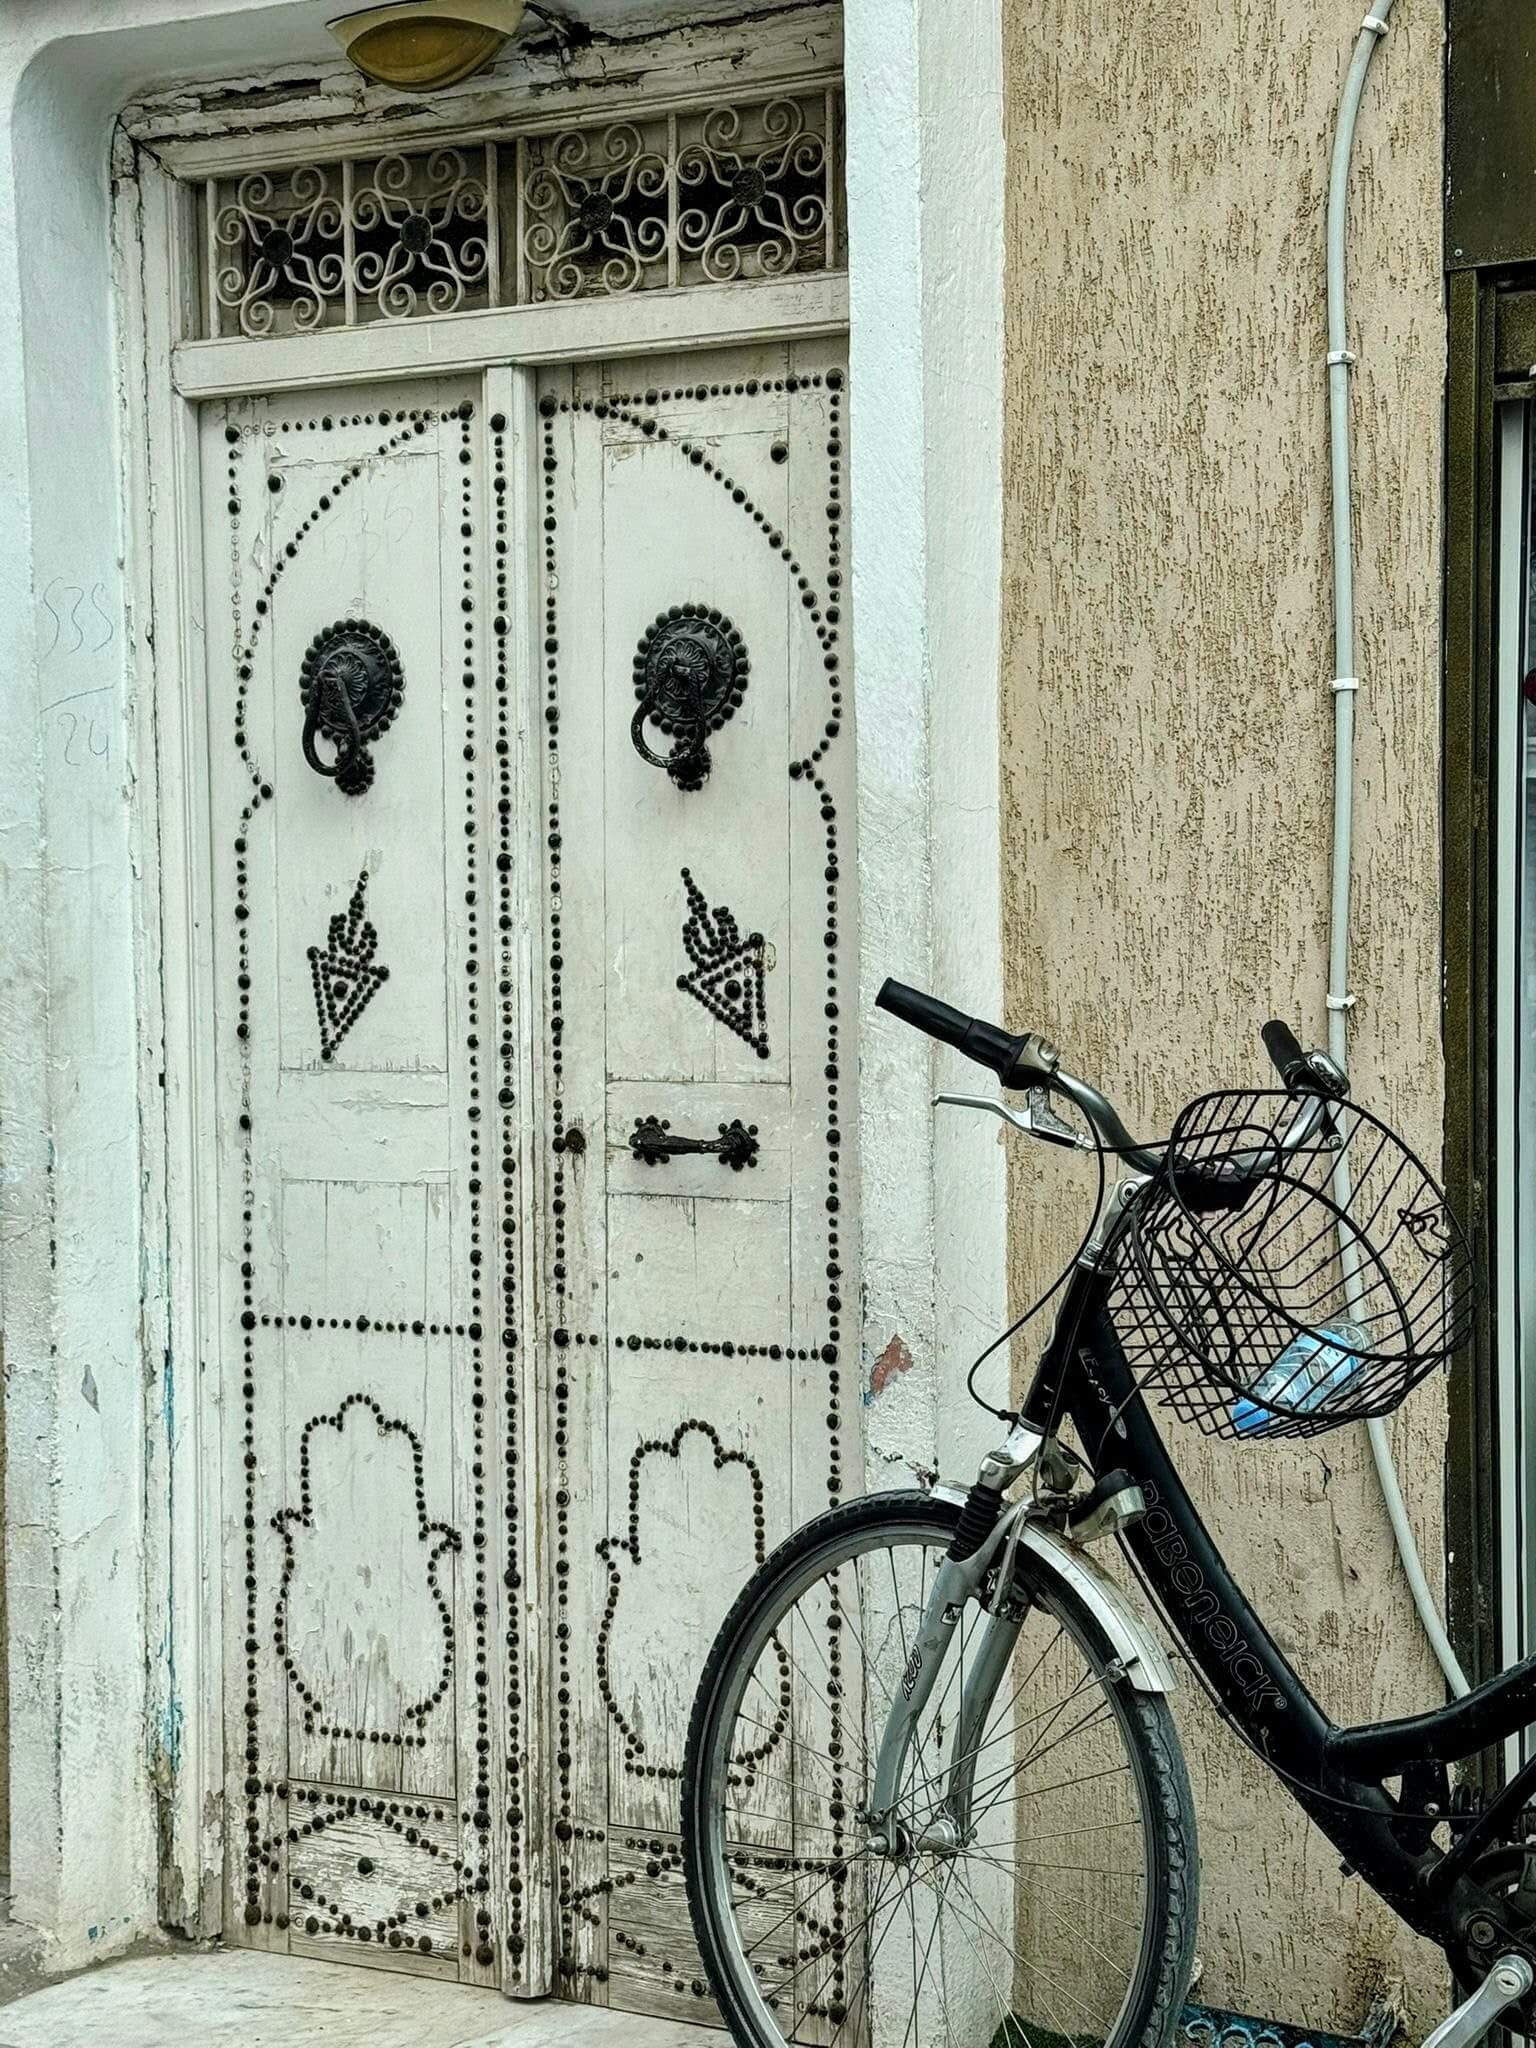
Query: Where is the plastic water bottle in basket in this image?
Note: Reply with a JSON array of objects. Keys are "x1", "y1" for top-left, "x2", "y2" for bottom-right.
[
  {"x1": 1111, "y1": 1080, "x2": 1474, "y2": 1444},
  {"x1": 1230, "y1": 1319, "x2": 1369, "y2": 1437}
]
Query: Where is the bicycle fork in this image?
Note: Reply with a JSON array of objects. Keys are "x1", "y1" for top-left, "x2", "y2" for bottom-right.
[
  {"x1": 863, "y1": 1420, "x2": 1165, "y2": 1859},
  {"x1": 864, "y1": 1535, "x2": 1026, "y2": 1857}
]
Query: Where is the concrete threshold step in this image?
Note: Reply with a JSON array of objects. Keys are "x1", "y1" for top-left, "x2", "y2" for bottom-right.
[{"x1": 0, "y1": 1950, "x2": 715, "y2": 2048}]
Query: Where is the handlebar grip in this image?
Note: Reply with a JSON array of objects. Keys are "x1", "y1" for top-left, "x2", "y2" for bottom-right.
[
  {"x1": 877, "y1": 978, "x2": 1058, "y2": 1087},
  {"x1": 876, "y1": 979, "x2": 976, "y2": 1053},
  {"x1": 1261, "y1": 1019, "x2": 1309, "y2": 1091}
]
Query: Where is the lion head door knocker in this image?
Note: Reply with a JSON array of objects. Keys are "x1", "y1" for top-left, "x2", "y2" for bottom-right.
[
  {"x1": 299, "y1": 619, "x2": 404, "y2": 796},
  {"x1": 631, "y1": 603, "x2": 748, "y2": 792}
]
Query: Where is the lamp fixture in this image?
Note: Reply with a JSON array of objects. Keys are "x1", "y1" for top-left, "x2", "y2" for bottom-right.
[{"x1": 327, "y1": 0, "x2": 527, "y2": 90}]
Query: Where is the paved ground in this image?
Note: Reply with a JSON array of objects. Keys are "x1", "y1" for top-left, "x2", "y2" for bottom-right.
[{"x1": 0, "y1": 1951, "x2": 713, "y2": 2047}]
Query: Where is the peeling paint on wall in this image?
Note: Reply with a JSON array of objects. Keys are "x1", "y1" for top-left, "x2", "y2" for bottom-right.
[{"x1": 867, "y1": 1331, "x2": 913, "y2": 1401}]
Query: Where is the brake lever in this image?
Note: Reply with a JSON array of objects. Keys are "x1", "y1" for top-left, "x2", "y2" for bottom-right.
[{"x1": 933, "y1": 1089, "x2": 1089, "y2": 1150}]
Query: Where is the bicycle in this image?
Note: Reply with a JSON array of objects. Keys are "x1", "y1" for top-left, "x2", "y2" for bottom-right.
[{"x1": 680, "y1": 978, "x2": 1536, "y2": 2048}]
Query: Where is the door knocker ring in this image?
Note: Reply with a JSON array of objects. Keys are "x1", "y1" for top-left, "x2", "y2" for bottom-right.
[
  {"x1": 299, "y1": 619, "x2": 405, "y2": 797},
  {"x1": 631, "y1": 604, "x2": 748, "y2": 793}
]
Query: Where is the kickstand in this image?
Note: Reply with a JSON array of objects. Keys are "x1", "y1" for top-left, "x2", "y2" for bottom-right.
[{"x1": 1422, "y1": 1956, "x2": 1534, "y2": 2048}]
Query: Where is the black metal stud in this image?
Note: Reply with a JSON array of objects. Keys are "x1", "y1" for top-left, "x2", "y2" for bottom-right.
[
  {"x1": 677, "y1": 866, "x2": 769, "y2": 1057},
  {"x1": 545, "y1": 370, "x2": 850, "y2": 2000},
  {"x1": 225, "y1": 402, "x2": 512, "y2": 1957},
  {"x1": 594, "y1": 1422, "x2": 786, "y2": 1783}
]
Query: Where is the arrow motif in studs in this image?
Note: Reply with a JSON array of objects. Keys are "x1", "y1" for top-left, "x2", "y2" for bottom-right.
[
  {"x1": 676, "y1": 866, "x2": 769, "y2": 1059},
  {"x1": 307, "y1": 868, "x2": 390, "y2": 1062}
]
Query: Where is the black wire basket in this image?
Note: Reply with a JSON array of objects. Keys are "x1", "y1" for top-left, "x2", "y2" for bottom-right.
[{"x1": 1109, "y1": 1089, "x2": 1475, "y2": 1441}]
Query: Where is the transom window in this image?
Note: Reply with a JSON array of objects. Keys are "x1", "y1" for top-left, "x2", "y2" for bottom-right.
[{"x1": 197, "y1": 86, "x2": 845, "y2": 339}]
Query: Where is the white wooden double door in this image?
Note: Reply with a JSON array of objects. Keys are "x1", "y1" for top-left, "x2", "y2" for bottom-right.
[{"x1": 202, "y1": 342, "x2": 855, "y2": 2016}]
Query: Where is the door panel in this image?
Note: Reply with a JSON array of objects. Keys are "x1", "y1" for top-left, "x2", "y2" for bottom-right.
[
  {"x1": 537, "y1": 344, "x2": 855, "y2": 2023},
  {"x1": 199, "y1": 341, "x2": 856, "y2": 2018},
  {"x1": 205, "y1": 382, "x2": 513, "y2": 1985}
]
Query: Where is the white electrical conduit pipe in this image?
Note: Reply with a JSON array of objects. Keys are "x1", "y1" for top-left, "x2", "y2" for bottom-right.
[{"x1": 1325, "y1": 1, "x2": 1470, "y2": 1694}]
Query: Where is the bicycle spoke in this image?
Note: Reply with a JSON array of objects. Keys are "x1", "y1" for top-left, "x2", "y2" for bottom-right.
[
  {"x1": 916, "y1": 1858, "x2": 1017, "y2": 2048},
  {"x1": 947, "y1": 1700, "x2": 1122, "y2": 1829},
  {"x1": 784, "y1": 1851, "x2": 918, "y2": 2039},
  {"x1": 947, "y1": 1862, "x2": 1116, "y2": 2033},
  {"x1": 956, "y1": 1838, "x2": 1147, "y2": 1929},
  {"x1": 889, "y1": 1643, "x2": 1088, "y2": 1808}
]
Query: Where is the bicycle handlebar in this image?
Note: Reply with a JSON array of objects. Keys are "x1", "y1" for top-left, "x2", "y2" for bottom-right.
[
  {"x1": 875, "y1": 979, "x2": 1060, "y2": 1090},
  {"x1": 876, "y1": 976, "x2": 1333, "y2": 1180}
]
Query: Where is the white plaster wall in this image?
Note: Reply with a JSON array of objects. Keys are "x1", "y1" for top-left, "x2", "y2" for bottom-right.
[{"x1": 0, "y1": 0, "x2": 1008, "y2": 1977}]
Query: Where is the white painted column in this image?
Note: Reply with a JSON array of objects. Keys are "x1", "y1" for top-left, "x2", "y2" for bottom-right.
[
  {"x1": 0, "y1": 35, "x2": 156, "y2": 1969},
  {"x1": 845, "y1": 0, "x2": 1009, "y2": 1487},
  {"x1": 844, "y1": 7, "x2": 1008, "y2": 2032}
]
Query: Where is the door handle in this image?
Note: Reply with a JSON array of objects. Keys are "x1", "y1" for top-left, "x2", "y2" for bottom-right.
[{"x1": 628, "y1": 1115, "x2": 760, "y2": 1171}]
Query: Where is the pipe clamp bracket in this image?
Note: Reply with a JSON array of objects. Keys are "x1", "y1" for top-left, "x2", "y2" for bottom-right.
[
  {"x1": 1361, "y1": 13, "x2": 1389, "y2": 34},
  {"x1": 1331, "y1": 675, "x2": 1360, "y2": 693},
  {"x1": 1327, "y1": 349, "x2": 1357, "y2": 369},
  {"x1": 1326, "y1": 992, "x2": 1357, "y2": 1013}
]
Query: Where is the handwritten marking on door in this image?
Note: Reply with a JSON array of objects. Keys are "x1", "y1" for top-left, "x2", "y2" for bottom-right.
[
  {"x1": 39, "y1": 578, "x2": 114, "y2": 660},
  {"x1": 38, "y1": 575, "x2": 117, "y2": 771},
  {"x1": 322, "y1": 476, "x2": 415, "y2": 611},
  {"x1": 53, "y1": 697, "x2": 112, "y2": 768}
]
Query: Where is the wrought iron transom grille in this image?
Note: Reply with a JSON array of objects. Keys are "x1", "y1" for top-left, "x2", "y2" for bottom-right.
[{"x1": 197, "y1": 87, "x2": 845, "y2": 338}]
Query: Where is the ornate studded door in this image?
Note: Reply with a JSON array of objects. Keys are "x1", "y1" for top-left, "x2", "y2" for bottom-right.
[
  {"x1": 536, "y1": 343, "x2": 855, "y2": 2022},
  {"x1": 201, "y1": 343, "x2": 853, "y2": 2009},
  {"x1": 205, "y1": 379, "x2": 532, "y2": 1986}
]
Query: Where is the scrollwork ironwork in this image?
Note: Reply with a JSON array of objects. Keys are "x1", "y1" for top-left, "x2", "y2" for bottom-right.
[
  {"x1": 521, "y1": 123, "x2": 668, "y2": 301},
  {"x1": 197, "y1": 90, "x2": 843, "y2": 336},
  {"x1": 350, "y1": 149, "x2": 490, "y2": 320},
  {"x1": 676, "y1": 98, "x2": 830, "y2": 283},
  {"x1": 212, "y1": 166, "x2": 346, "y2": 338}
]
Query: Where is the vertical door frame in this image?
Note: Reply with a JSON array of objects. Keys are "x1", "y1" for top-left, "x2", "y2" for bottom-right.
[
  {"x1": 484, "y1": 359, "x2": 556, "y2": 1991},
  {"x1": 1446, "y1": 274, "x2": 1536, "y2": 1742},
  {"x1": 1443, "y1": 266, "x2": 1502, "y2": 1716},
  {"x1": 1492, "y1": 392, "x2": 1525, "y2": 1732},
  {"x1": 1446, "y1": 3, "x2": 1536, "y2": 1768},
  {"x1": 101, "y1": 0, "x2": 1008, "y2": 1976},
  {"x1": 126, "y1": 152, "x2": 229, "y2": 1943}
]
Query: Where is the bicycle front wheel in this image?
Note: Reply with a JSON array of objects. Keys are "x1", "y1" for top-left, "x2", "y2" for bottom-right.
[{"x1": 682, "y1": 1490, "x2": 1196, "y2": 2048}]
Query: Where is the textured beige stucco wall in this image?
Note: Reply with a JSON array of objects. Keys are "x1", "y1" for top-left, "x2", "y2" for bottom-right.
[{"x1": 1001, "y1": 0, "x2": 1449, "y2": 2028}]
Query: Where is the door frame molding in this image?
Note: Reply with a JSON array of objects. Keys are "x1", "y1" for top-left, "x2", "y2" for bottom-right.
[{"x1": 1, "y1": 0, "x2": 1006, "y2": 1977}]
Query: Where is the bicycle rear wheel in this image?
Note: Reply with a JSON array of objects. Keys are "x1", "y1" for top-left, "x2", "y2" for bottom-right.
[{"x1": 682, "y1": 1490, "x2": 1196, "y2": 2048}]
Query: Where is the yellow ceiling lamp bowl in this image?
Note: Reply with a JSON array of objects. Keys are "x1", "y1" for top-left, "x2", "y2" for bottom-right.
[{"x1": 327, "y1": 0, "x2": 527, "y2": 90}]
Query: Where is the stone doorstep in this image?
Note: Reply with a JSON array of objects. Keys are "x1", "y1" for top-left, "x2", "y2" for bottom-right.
[{"x1": 0, "y1": 1950, "x2": 715, "y2": 2048}]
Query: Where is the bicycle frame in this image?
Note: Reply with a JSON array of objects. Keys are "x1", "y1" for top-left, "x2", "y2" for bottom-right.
[
  {"x1": 871, "y1": 1181, "x2": 1536, "y2": 1975},
  {"x1": 1019, "y1": 1223, "x2": 1536, "y2": 1957}
]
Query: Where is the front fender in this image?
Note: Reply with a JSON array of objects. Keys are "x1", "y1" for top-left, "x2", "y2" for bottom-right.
[
  {"x1": 930, "y1": 1483, "x2": 1174, "y2": 1694},
  {"x1": 1016, "y1": 1521, "x2": 1176, "y2": 1694}
]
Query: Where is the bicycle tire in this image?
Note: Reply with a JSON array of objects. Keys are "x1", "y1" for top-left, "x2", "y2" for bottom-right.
[{"x1": 682, "y1": 1488, "x2": 1198, "y2": 2048}]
